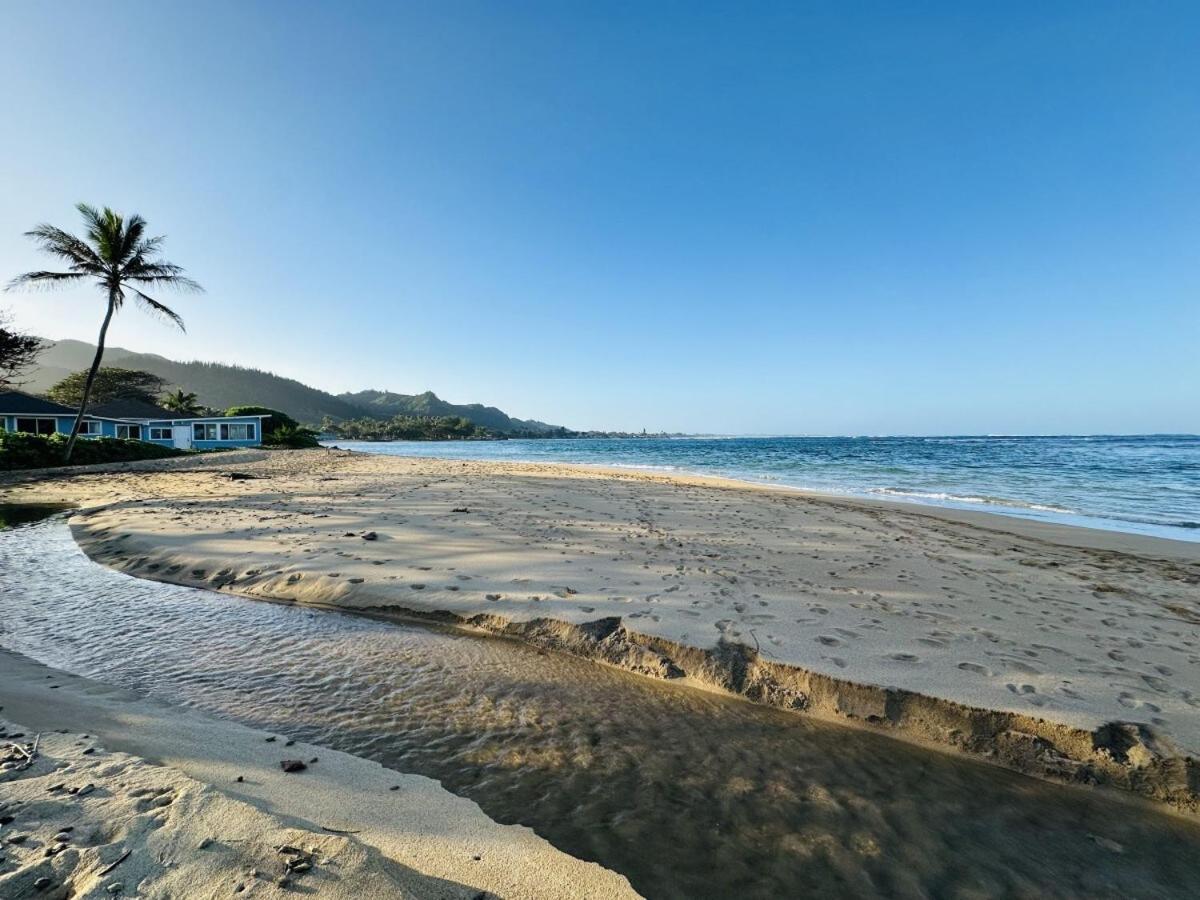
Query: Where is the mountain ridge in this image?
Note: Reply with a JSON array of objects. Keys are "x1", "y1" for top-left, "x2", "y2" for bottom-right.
[{"x1": 20, "y1": 338, "x2": 566, "y2": 433}]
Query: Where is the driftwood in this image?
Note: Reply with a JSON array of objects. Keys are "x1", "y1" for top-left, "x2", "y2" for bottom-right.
[
  {"x1": 97, "y1": 848, "x2": 132, "y2": 877},
  {"x1": 2, "y1": 732, "x2": 40, "y2": 771}
]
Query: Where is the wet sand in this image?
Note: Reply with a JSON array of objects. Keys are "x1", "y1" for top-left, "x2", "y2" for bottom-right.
[
  {"x1": 0, "y1": 647, "x2": 638, "y2": 899},
  {"x1": 3, "y1": 448, "x2": 1198, "y2": 810}
]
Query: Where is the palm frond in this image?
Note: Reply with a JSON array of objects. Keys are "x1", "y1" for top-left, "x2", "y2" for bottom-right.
[
  {"x1": 131, "y1": 288, "x2": 186, "y2": 331},
  {"x1": 79, "y1": 205, "x2": 124, "y2": 264},
  {"x1": 4, "y1": 271, "x2": 88, "y2": 292},
  {"x1": 118, "y1": 214, "x2": 147, "y2": 265},
  {"x1": 124, "y1": 254, "x2": 203, "y2": 291},
  {"x1": 23, "y1": 224, "x2": 106, "y2": 273}
]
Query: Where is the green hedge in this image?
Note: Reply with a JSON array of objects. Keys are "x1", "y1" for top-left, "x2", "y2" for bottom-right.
[
  {"x1": 0, "y1": 431, "x2": 188, "y2": 471},
  {"x1": 261, "y1": 424, "x2": 321, "y2": 448}
]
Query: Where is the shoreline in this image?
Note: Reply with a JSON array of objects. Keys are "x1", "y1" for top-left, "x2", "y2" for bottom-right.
[
  {"x1": 3, "y1": 449, "x2": 1199, "y2": 814},
  {"x1": 324, "y1": 439, "x2": 1200, "y2": 547},
  {"x1": 0, "y1": 646, "x2": 639, "y2": 899}
]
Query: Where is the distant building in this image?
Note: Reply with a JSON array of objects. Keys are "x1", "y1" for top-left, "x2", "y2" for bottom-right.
[{"x1": 0, "y1": 391, "x2": 266, "y2": 449}]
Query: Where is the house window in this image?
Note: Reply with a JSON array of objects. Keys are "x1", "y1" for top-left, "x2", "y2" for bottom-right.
[
  {"x1": 115, "y1": 424, "x2": 141, "y2": 440},
  {"x1": 193, "y1": 423, "x2": 218, "y2": 441},
  {"x1": 78, "y1": 420, "x2": 102, "y2": 435},
  {"x1": 15, "y1": 417, "x2": 58, "y2": 435},
  {"x1": 148, "y1": 427, "x2": 172, "y2": 440},
  {"x1": 220, "y1": 423, "x2": 255, "y2": 441}
]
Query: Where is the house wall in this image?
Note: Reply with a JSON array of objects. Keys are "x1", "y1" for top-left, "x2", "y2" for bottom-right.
[
  {"x1": 2, "y1": 414, "x2": 265, "y2": 447},
  {"x1": 1, "y1": 414, "x2": 81, "y2": 435},
  {"x1": 134, "y1": 417, "x2": 264, "y2": 449}
]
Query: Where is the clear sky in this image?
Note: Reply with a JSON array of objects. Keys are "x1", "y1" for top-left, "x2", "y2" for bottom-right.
[{"x1": 1, "y1": 1, "x2": 1196, "y2": 434}]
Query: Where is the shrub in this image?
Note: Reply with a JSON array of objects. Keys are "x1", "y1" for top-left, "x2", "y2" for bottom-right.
[
  {"x1": 0, "y1": 431, "x2": 186, "y2": 471},
  {"x1": 261, "y1": 424, "x2": 321, "y2": 449},
  {"x1": 224, "y1": 406, "x2": 298, "y2": 436}
]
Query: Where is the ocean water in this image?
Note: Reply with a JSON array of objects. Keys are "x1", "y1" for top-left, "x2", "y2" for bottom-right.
[{"x1": 323, "y1": 434, "x2": 1200, "y2": 542}]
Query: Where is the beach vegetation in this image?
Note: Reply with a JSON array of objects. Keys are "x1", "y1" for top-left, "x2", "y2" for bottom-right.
[
  {"x1": 224, "y1": 405, "x2": 299, "y2": 434},
  {"x1": 162, "y1": 388, "x2": 204, "y2": 415},
  {"x1": 0, "y1": 430, "x2": 185, "y2": 471},
  {"x1": 327, "y1": 414, "x2": 490, "y2": 441},
  {"x1": 5, "y1": 204, "x2": 201, "y2": 462},
  {"x1": 261, "y1": 424, "x2": 322, "y2": 448}
]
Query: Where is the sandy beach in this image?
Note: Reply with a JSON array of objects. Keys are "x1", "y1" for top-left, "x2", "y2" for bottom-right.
[
  {"x1": 3, "y1": 448, "x2": 1199, "y2": 813},
  {"x1": 0, "y1": 647, "x2": 638, "y2": 899}
]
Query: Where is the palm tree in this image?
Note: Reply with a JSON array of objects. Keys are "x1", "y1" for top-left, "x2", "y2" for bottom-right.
[
  {"x1": 162, "y1": 388, "x2": 203, "y2": 416},
  {"x1": 6, "y1": 204, "x2": 201, "y2": 461}
]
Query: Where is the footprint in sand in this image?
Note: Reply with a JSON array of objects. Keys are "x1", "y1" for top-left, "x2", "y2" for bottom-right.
[{"x1": 957, "y1": 662, "x2": 993, "y2": 676}]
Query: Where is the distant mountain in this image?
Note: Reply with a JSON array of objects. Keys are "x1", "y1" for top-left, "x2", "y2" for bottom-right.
[
  {"x1": 339, "y1": 389, "x2": 562, "y2": 434},
  {"x1": 23, "y1": 339, "x2": 565, "y2": 432}
]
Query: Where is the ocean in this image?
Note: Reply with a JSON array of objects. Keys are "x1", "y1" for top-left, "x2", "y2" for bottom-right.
[{"x1": 322, "y1": 434, "x2": 1200, "y2": 542}]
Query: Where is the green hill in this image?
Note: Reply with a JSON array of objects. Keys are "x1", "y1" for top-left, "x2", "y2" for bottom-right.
[
  {"x1": 24, "y1": 339, "x2": 564, "y2": 432},
  {"x1": 339, "y1": 389, "x2": 562, "y2": 434}
]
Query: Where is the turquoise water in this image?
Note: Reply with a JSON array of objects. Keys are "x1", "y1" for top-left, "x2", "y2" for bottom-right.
[{"x1": 324, "y1": 434, "x2": 1200, "y2": 541}]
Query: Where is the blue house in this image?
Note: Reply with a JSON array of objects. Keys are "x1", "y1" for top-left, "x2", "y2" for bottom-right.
[{"x1": 0, "y1": 391, "x2": 267, "y2": 450}]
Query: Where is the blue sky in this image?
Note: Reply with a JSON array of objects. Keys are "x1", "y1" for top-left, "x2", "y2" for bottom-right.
[{"x1": 1, "y1": 1, "x2": 1196, "y2": 434}]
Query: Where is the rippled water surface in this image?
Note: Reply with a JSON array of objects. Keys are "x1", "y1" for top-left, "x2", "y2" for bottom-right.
[
  {"x1": 327, "y1": 435, "x2": 1200, "y2": 541},
  {"x1": 3, "y1": 509, "x2": 1200, "y2": 899}
]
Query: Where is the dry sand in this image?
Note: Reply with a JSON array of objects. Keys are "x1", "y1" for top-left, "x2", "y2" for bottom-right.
[
  {"x1": 3, "y1": 448, "x2": 1199, "y2": 809},
  {"x1": 0, "y1": 648, "x2": 639, "y2": 899}
]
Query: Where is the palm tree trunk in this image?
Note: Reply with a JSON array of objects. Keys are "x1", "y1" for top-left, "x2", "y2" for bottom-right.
[{"x1": 63, "y1": 289, "x2": 117, "y2": 463}]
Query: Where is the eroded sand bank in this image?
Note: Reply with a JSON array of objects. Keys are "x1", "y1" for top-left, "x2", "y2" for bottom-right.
[
  {"x1": 3, "y1": 449, "x2": 1198, "y2": 811},
  {"x1": 0, "y1": 648, "x2": 639, "y2": 899}
]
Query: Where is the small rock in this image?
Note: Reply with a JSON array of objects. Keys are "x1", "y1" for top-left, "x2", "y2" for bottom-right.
[
  {"x1": 198, "y1": 837, "x2": 213, "y2": 850},
  {"x1": 276, "y1": 876, "x2": 290, "y2": 888},
  {"x1": 7, "y1": 833, "x2": 28, "y2": 844},
  {"x1": 235, "y1": 776, "x2": 244, "y2": 783},
  {"x1": 234, "y1": 882, "x2": 245, "y2": 893},
  {"x1": 361, "y1": 532, "x2": 377, "y2": 541},
  {"x1": 77, "y1": 783, "x2": 95, "y2": 796},
  {"x1": 53, "y1": 832, "x2": 72, "y2": 842},
  {"x1": 280, "y1": 759, "x2": 307, "y2": 773},
  {"x1": 106, "y1": 882, "x2": 124, "y2": 894},
  {"x1": 284, "y1": 740, "x2": 295, "y2": 747},
  {"x1": 33, "y1": 876, "x2": 52, "y2": 891},
  {"x1": 265, "y1": 736, "x2": 277, "y2": 743}
]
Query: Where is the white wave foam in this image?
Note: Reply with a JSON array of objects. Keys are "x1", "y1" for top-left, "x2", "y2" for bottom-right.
[{"x1": 868, "y1": 488, "x2": 1073, "y2": 514}]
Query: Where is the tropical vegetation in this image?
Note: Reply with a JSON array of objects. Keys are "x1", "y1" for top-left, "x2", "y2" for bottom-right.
[
  {"x1": 0, "y1": 311, "x2": 41, "y2": 389},
  {"x1": 0, "y1": 431, "x2": 185, "y2": 471},
  {"x1": 5, "y1": 204, "x2": 201, "y2": 461},
  {"x1": 162, "y1": 388, "x2": 204, "y2": 415},
  {"x1": 327, "y1": 415, "x2": 490, "y2": 441},
  {"x1": 48, "y1": 367, "x2": 168, "y2": 408}
]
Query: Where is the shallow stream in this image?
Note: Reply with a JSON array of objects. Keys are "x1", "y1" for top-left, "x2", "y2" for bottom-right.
[{"x1": 2, "y1": 506, "x2": 1199, "y2": 898}]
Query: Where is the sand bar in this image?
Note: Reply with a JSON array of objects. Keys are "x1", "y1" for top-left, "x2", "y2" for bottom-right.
[{"x1": 3, "y1": 448, "x2": 1198, "y2": 810}]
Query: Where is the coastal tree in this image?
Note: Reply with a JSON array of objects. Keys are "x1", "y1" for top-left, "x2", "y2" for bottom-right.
[
  {"x1": 48, "y1": 367, "x2": 167, "y2": 408},
  {"x1": 5, "y1": 204, "x2": 201, "y2": 461},
  {"x1": 0, "y1": 311, "x2": 41, "y2": 389},
  {"x1": 163, "y1": 387, "x2": 203, "y2": 415}
]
